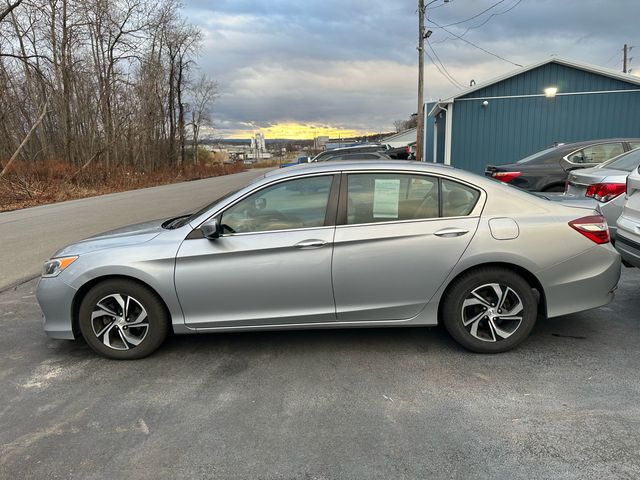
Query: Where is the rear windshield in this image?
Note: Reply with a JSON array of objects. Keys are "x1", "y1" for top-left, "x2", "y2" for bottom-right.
[
  {"x1": 516, "y1": 146, "x2": 558, "y2": 164},
  {"x1": 600, "y1": 149, "x2": 640, "y2": 172}
]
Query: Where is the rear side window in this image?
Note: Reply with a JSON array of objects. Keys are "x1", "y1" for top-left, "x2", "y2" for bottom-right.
[
  {"x1": 341, "y1": 153, "x2": 382, "y2": 160},
  {"x1": 602, "y1": 149, "x2": 640, "y2": 172},
  {"x1": 630, "y1": 142, "x2": 640, "y2": 150},
  {"x1": 345, "y1": 173, "x2": 479, "y2": 225},
  {"x1": 568, "y1": 143, "x2": 624, "y2": 164},
  {"x1": 442, "y1": 179, "x2": 480, "y2": 217}
]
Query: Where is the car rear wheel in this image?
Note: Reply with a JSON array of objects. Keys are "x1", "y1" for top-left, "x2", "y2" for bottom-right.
[
  {"x1": 441, "y1": 268, "x2": 538, "y2": 353},
  {"x1": 78, "y1": 279, "x2": 169, "y2": 360}
]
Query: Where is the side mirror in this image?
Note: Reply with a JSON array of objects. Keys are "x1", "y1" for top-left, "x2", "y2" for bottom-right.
[{"x1": 201, "y1": 218, "x2": 221, "y2": 239}]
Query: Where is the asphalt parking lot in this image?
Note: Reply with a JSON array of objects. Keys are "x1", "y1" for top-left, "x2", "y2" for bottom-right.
[{"x1": 1, "y1": 268, "x2": 639, "y2": 479}]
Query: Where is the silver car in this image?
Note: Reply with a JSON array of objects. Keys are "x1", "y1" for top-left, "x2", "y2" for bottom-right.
[
  {"x1": 616, "y1": 165, "x2": 640, "y2": 268},
  {"x1": 37, "y1": 161, "x2": 621, "y2": 359},
  {"x1": 563, "y1": 148, "x2": 640, "y2": 239}
]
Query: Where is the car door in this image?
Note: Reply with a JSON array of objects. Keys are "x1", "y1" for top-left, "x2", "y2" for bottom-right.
[
  {"x1": 175, "y1": 174, "x2": 339, "y2": 329},
  {"x1": 331, "y1": 171, "x2": 482, "y2": 321}
]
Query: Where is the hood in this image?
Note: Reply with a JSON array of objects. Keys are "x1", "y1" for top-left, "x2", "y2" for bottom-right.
[
  {"x1": 53, "y1": 218, "x2": 167, "y2": 257},
  {"x1": 568, "y1": 167, "x2": 628, "y2": 185}
]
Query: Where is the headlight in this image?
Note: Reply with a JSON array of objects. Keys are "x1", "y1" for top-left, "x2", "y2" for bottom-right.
[{"x1": 42, "y1": 256, "x2": 78, "y2": 278}]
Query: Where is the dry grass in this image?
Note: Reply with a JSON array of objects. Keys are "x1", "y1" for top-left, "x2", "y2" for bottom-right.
[{"x1": 0, "y1": 160, "x2": 244, "y2": 212}]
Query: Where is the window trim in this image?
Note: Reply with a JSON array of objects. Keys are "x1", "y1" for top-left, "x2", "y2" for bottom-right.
[
  {"x1": 336, "y1": 170, "x2": 484, "y2": 228},
  {"x1": 197, "y1": 173, "x2": 341, "y2": 237}
]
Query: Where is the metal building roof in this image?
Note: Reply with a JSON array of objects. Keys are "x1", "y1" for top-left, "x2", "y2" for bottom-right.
[{"x1": 429, "y1": 57, "x2": 640, "y2": 116}]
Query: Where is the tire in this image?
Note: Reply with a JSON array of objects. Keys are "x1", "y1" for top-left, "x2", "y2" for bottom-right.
[
  {"x1": 441, "y1": 267, "x2": 538, "y2": 353},
  {"x1": 78, "y1": 279, "x2": 170, "y2": 360}
]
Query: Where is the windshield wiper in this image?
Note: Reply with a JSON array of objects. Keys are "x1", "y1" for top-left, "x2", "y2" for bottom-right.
[{"x1": 162, "y1": 214, "x2": 191, "y2": 229}]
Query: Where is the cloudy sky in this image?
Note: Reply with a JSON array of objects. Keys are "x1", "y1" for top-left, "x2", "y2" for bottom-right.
[{"x1": 182, "y1": 0, "x2": 639, "y2": 139}]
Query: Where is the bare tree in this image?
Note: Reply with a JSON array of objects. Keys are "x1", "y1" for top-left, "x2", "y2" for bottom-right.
[
  {"x1": 188, "y1": 73, "x2": 218, "y2": 164},
  {"x1": 0, "y1": 0, "x2": 22, "y2": 23}
]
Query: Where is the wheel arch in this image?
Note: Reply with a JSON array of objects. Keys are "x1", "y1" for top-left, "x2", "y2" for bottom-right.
[
  {"x1": 437, "y1": 262, "x2": 547, "y2": 323},
  {"x1": 71, "y1": 274, "x2": 172, "y2": 339}
]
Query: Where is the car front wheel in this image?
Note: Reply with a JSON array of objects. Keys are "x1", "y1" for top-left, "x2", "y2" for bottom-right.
[
  {"x1": 441, "y1": 267, "x2": 538, "y2": 353},
  {"x1": 78, "y1": 279, "x2": 169, "y2": 360}
]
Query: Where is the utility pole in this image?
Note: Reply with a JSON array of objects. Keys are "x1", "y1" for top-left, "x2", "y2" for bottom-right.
[
  {"x1": 416, "y1": 0, "x2": 425, "y2": 162},
  {"x1": 624, "y1": 44, "x2": 628, "y2": 73}
]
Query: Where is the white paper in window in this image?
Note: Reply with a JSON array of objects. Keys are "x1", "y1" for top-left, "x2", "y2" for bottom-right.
[{"x1": 373, "y1": 178, "x2": 400, "y2": 218}]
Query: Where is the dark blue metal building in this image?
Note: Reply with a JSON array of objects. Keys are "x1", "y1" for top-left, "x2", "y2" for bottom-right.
[{"x1": 425, "y1": 58, "x2": 640, "y2": 173}]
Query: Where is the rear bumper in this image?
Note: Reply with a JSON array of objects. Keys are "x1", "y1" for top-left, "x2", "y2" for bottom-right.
[
  {"x1": 36, "y1": 277, "x2": 78, "y2": 340},
  {"x1": 616, "y1": 233, "x2": 640, "y2": 268},
  {"x1": 537, "y1": 243, "x2": 621, "y2": 318}
]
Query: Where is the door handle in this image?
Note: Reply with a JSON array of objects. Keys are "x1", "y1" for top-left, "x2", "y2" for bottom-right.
[
  {"x1": 434, "y1": 227, "x2": 469, "y2": 238},
  {"x1": 294, "y1": 239, "x2": 328, "y2": 249}
]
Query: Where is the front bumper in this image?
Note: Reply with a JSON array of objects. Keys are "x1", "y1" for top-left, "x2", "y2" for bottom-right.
[
  {"x1": 36, "y1": 276, "x2": 78, "y2": 340},
  {"x1": 538, "y1": 243, "x2": 621, "y2": 318}
]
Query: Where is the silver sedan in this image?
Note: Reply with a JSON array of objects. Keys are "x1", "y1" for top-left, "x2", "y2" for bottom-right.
[
  {"x1": 37, "y1": 161, "x2": 621, "y2": 359},
  {"x1": 562, "y1": 147, "x2": 640, "y2": 239}
]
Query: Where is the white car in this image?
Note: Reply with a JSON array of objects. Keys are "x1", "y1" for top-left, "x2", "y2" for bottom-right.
[{"x1": 616, "y1": 165, "x2": 640, "y2": 267}]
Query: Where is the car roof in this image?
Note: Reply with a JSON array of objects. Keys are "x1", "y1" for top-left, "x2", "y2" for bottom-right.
[
  {"x1": 557, "y1": 138, "x2": 640, "y2": 149},
  {"x1": 264, "y1": 160, "x2": 457, "y2": 181}
]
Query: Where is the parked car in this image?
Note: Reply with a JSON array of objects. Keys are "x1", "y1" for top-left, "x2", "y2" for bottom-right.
[
  {"x1": 616, "y1": 165, "x2": 640, "y2": 268},
  {"x1": 37, "y1": 161, "x2": 620, "y2": 359},
  {"x1": 311, "y1": 145, "x2": 385, "y2": 162},
  {"x1": 386, "y1": 145, "x2": 413, "y2": 160},
  {"x1": 313, "y1": 151, "x2": 391, "y2": 162},
  {"x1": 311, "y1": 144, "x2": 410, "y2": 162},
  {"x1": 561, "y1": 148, "x2": 640, "y2": 239},
  {"x1": 485, "y1": 139, "x2": 640, "y2": 192},
  {"x1": 280, "y1": 156, "x2": 311, "y2": 168}
]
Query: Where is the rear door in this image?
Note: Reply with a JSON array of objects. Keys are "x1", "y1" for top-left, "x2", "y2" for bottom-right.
[{"x1": 331, "y1": 171, "x2": 482, "y2": 321}]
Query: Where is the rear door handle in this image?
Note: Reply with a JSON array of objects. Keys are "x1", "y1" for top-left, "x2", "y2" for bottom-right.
[
  {"x1": 434, "y1": 227, "x2": 469, "y2": 238},
  {"x1": 294, "y1": 239, "x2": 328, "y2": 249}
]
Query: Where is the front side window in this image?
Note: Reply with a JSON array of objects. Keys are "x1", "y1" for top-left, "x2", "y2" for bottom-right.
[
  {"x1": 346, "y1": 173, "x2": 439, "y2": 224},
  {"x1": 221, "y1": 176, "x2": 334, "y2": 234}
]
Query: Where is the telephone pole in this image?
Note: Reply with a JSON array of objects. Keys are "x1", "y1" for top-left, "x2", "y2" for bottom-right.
[
  {"x1": 623, "y1": 44, "x2": 628, "y2": 73},
  {"x1": 416, "y1": 0, "x2": 425, "y2": 162}
]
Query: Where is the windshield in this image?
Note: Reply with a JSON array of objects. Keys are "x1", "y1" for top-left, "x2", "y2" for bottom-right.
[
  {"x1": 516, "y1": 146, "x2": 558, "y2": 164},
  {"x1": 599, "y1": 149, "x2": 640, "y2": 172},
  {"x1": 169, "y1": 186, "x2": 245, "y2": 228}
]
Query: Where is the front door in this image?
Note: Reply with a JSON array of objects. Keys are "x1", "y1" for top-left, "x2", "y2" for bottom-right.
[
  {"x1": 175, "y1": 174, "x2": 339, "y2": 328},
  {"x1": 332, "y1": 172, "x2": 481, "y2": 321}
]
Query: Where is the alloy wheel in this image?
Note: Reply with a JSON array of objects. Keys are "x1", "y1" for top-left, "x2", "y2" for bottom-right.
[
  {"x1": 91, "y1": 294, "x2": 149, "y2": 351},
  {"x1": 461, "y1": 283, "x2": 524, "y2": 342}
]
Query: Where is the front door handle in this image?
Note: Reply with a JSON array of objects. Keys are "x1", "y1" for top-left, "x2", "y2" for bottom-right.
[
  {"x1": 434, "y1": 227, "x2": 469, "y2": 238},
  {"x1": 294, "y1": 239, "x2": 328, "y2": 249}
]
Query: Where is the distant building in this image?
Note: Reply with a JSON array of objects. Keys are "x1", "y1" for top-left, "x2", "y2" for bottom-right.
[
  {"x1": 314, "y1": 136, "x2": 330, "y2": 149},
  {"x1": 382, "y1": 128, "x2": 417, "y2": 148},
  {"x1": 424, "y1": 57, "x2": 640, "y2": 173}
]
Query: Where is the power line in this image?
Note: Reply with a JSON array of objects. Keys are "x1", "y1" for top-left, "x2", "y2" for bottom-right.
[
  {"x1": 436, "y1": 0, "x2": 508, "y2": 28},
  {"x1": 426, "y1": 39, "x2": 465, "y2": 88},
  {"x1": 424, "y1": 49, "x2": 463, "y2": 89},
  {"x1": 428, "y1": 17, "x2": 523, "y2": 67},
  {"x1": 432, "y1": 0, "x2": 522, "y2": 45}
]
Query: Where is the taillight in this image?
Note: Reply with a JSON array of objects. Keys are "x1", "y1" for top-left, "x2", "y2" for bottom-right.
[
  {"x1": 568, "y1": 215, "x2": 610, "y2": 244},
  {"x1": 493, "y1": 171, "x2": 522, "y2": 183},
  {"x1": 584, "y1": 182, "x2": 626, "y2": 202}
]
